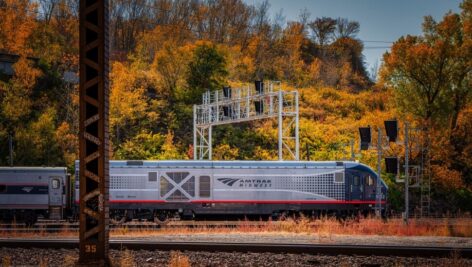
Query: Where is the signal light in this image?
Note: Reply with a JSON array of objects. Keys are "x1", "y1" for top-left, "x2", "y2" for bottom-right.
[
  {"x1": 255, "y1": 80, "x2": 264, "y2": 94},
  {"x1": 385, "y1": 157, "x2": 398, "y2": 174},
  {"x1": 223, "y1": 86, "x2": 232, "y2": 98},
  {"x1": 359, "y1": 127, "x2": 371, "y2": 150},
  {"x1": 255, "y1": 100, "x2": 264, "y2": 114},
  {"x1": 384, "y1": 120, "x2": 398, "y2": 142}
]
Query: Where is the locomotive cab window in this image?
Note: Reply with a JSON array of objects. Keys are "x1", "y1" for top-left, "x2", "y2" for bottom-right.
[
  {"x1": 353, "y1": 175, "x2": 360, "y2": 186},
  {"x1": 366, "y1": 175, "x2": 374, "y2": 186},
  {"x1": 199, "y1": 176, "x2": 211, "y2": 198}
]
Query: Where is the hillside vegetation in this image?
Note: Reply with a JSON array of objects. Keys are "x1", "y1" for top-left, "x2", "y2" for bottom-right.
[{"x1": 0, "y1": 0, "x2": 470, "y2": 213}]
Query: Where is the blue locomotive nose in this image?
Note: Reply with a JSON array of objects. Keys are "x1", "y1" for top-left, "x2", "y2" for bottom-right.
[{"x1": 345, "y1": 162, "x2": 388, "y2": 209}]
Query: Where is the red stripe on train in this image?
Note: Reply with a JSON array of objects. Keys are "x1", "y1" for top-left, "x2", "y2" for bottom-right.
[
  {"x1": 75, "y1": 200, "x2": 385, "y2": 204},
  {"x1": 0, "y1": 183, "x2": 48, "y2": 186},
  {"x1": 190, "y1": 200, "x2": 385, "y2": 204},
  {"x1": 74, "y1": 200, "x2": 166, "y2": 204}
]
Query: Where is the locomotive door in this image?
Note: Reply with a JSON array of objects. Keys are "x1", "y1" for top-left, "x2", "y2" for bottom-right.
[
  {"x1": 48, "y1": 176, "x2": 63, "y2": 219},
  {"x1": 350, "y1": 172, "x2": 362, "y2": 200}
]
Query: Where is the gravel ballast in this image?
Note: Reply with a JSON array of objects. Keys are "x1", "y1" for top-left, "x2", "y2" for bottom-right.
[{"x1": 1, "y1": 247, "x2": 471, "y2": 267}]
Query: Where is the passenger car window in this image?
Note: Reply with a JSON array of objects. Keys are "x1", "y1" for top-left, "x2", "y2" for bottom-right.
[
  {"x1": 199, "y1": 176, "x2": 211, "y2": 197},
  {"x1": 0, "y1": 185, "x2": 6, "y2": 193},
  {"x1": 52, "y1": 179, "x2": 60, "y2": 189}
]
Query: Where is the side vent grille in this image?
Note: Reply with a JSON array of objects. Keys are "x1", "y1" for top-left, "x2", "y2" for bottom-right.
[{"x1": 127, "y1": 160, "x2": 143, "y2": 166}]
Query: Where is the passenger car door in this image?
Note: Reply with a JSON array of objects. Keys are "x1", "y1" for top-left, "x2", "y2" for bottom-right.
[{"x1": 48, "y1": 176, "x2": 62, "y2": 206}]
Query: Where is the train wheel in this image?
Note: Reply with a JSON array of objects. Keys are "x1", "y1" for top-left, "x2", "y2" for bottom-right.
[
  {"x1": 110, "y1": 210, "x2": 127, "y2": 225},
  {"x1": 154, "y1": 212, "x2": 169, "y2": 224},
  {"x1": 272, "y1": 211, "x2": 288, "y2": 221},
  {"x1": 24, "y1": 211, "x2": 37, "y2": 227}
]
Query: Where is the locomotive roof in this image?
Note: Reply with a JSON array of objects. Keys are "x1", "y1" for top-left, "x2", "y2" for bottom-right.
[
  {"x1": 100, "y1": 160, "x2": 363, "y2": 169},
  {"x1": 0, "y1": 166, "x2": 67, "y2": 173}
]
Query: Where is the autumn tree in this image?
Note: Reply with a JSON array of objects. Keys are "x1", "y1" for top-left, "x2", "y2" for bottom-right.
[
  {"x1": 0, "y1": 0, "x2": 37, "y2": 56},
  {"x1": 381, "y1": 7, "x2": 471, "y2": 131},
  {"x1": 1, "y1": 58, "x2": 40, "y2": 123},
  {"x1": 110, "y1": 61, "x2": 154, "y2": 145},
  {"x1": 309, "y1": 17, "x2": 336, "y2": 47},
  {"x1": 334, "y1": 18, "x2": 360, "y2": 39},
  {"x1": 381, "y1": 1, "x2": 472, "y2": 192}
]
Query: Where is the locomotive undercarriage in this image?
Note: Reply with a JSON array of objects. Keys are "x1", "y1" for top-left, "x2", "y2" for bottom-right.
[{"x1": 104, "y1": 203, "x2": 378, "y2": 224}]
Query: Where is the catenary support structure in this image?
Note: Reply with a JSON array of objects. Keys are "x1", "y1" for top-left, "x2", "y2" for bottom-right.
[{"x1": 193, "y1": 82, "x2": 299, "y2": 161}]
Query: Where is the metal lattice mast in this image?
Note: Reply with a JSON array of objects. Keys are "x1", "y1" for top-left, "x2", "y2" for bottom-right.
[
  {"x1": 404, "y1": 123, "x2": 410, "y2": 223},
  {"x1": 420, "y1": 130, "x2": 431, "y2": 217},
  {"x1": 194, "y1": 81, "x2": 299, "y2": 161},
  {"x1": 79, "y1": 0, "x2": 110, "y2": 264}
]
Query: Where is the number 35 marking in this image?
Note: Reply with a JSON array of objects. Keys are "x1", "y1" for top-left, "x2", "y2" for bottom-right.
[{"x1": 85, "y1": 244, "x2": 97, "y2": 253}]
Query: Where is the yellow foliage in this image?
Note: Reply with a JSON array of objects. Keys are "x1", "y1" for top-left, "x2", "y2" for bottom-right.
[
  {"x1": 213, "y1": 144, "x2": 239, "y2": 160},
  {"x1": 55, "y1": 122, "x2": 78, "y2": 167},
  {"x1": 110, "y1": 61, "x2": 151, "y2": 129},
  {"x1": 1, "y1": 57, "x2": 41, "y2": 123}
]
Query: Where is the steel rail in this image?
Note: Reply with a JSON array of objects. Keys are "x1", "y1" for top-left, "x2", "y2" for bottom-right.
[{"x1": 0, "y1": 239, "x2": 470, "y2": 258}]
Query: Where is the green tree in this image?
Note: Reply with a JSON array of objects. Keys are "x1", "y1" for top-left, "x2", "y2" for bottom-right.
[{"x1": 187, "y1": 43, "x2": 228, "y2": 102}]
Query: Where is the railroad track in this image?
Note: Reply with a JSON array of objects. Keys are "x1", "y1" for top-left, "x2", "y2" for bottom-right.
[{"x1": 0, "y1": 239, "x2": 470, "y2": 258}]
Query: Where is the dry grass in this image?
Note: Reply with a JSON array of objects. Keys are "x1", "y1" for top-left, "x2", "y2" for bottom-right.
[
  {"x1": 2, "y1": 256, "x2": 11, "y2": 267},
  {"x1": 168, "y1": 251, "x2": 190, "y2": 267},
  {"x1": 109, "y1": 216, "x2": 472, "y2": 238},
  {"x1": 118, "y1": 249, "x2": 137, "y2": 267},
  {"x1": 438, "y1": 250, "x2": 470, "y2": 267},
  {"x1": 1, "y1": 216, "x2": 471, "y2": 239},
  {"x1": 62, "y1": 254, "x2": 78, "y2": 267}
]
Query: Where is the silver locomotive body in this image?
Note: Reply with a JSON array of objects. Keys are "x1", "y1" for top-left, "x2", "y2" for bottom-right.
[{"x1": 75, "y1": 160, "x2": 388, "y2": 219}]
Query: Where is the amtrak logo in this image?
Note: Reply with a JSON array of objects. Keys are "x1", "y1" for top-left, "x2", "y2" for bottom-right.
[
  {"x1": 22, "y1": 187, "x2": 33, "y2": 193},
  {"x1": 217, "y1": 178, "x2": 240, "y2": 186},
  {"x1": 218, "y1": 178, "x2": 272, "y2": 188}
]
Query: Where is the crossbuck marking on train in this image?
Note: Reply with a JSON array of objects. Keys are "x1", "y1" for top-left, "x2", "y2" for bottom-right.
[{"x1": 161, "y1": 172, "x2": 194, "y2": 200}]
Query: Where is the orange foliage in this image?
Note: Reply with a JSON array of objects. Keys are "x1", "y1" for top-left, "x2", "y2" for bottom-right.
[{"x1": 0, "y1": 0, "x2": 37, "y2": 55}]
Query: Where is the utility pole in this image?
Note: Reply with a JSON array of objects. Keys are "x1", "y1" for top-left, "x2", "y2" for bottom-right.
[
  {"x1": 350, "y1": 139, "x2": 355, "y2": 161},
  {"x1": 278, "y1": 89, "x2": 283, "y2": 160},
  {"x1": 404, "y1": 123, "x2": 409, "y2": 225},
  {"x1": 8, "y1": 133, "x2": 13, "y2": 167},
  {"x1": 376, "y1": 128, "x2": 382, "y2": 217},
  {"x1": 79, "y1": 0, "x2": 110, "y2": 265},
  {"x1": 306, "y1": 143, "x2": 310, "y2": 161}
]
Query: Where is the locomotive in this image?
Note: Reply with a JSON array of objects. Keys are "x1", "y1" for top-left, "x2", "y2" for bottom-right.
[{"x1": 0, "y1": 160, "x2": 387, "y2": 224}]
